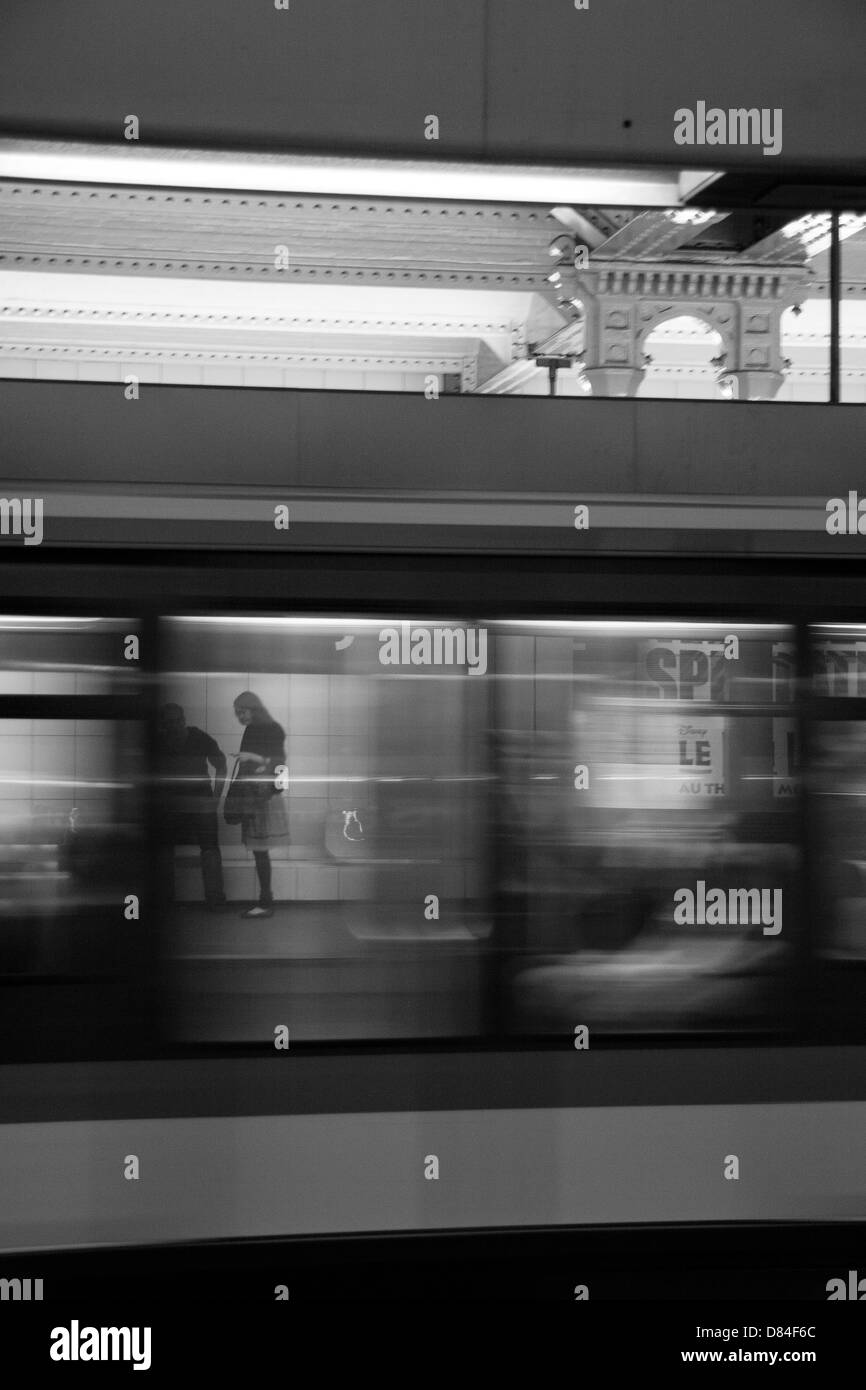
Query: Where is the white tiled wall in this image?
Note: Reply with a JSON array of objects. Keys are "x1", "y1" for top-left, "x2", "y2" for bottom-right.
[
  {"x1": 164, "y1": 672, "x2": 373, "y2": 866},
  {"x1": 165, "y1": 670, "x2": 485, "y2": 904}
]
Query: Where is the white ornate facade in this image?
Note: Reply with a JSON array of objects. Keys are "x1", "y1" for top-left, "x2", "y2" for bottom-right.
[{"x1": 1, "y1": 174, "x2": 864, "y2": 400}]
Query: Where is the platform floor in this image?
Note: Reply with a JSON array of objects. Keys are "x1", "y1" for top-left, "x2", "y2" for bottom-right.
[{"x1": 167, "y1": 900, "x2": 489, "y2": 1043}]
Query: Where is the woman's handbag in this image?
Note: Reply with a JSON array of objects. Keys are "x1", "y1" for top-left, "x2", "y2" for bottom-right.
[{"x1": 224, "y1": 756, "x2": 289, "y2": 841}]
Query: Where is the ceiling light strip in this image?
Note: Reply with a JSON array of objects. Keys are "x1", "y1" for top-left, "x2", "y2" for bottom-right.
[{"x1": 0, "y1": 139, "x2": 719, "y2": 208}]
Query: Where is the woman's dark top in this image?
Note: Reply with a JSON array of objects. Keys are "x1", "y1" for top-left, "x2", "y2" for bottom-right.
[{"x1": 240, "y1": 720, "x2": 286, "y2": 779}]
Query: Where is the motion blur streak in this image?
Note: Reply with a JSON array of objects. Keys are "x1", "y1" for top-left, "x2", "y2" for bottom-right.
[
  {"x1": 6, "y1": 613, "x2": 866, "y2": 1047},
  {"x1": 0, "y1": 595, "x2": 864, "y2": 1256},
  {"x1": 0, "y1": 617, "x2": 144, "y2": 1046}
]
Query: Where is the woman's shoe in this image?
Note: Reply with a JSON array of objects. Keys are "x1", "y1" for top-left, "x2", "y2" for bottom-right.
[{"x1": 241, "y1": 905, "x2": 273, "y2": 919}]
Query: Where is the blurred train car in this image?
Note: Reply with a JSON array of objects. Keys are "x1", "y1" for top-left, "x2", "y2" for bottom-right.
[{"x1": 0, "y1": 536, "x2": 864, "y2": 1266}]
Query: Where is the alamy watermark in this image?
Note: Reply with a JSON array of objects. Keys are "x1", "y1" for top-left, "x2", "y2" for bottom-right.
[
  {"x1": 50, "y1": 1321, "x2": 151, "y2": 1370},
  {"x1": 827, "y1": 1269, "x2": 866, "y2": 1299},
  {"x1": 0, "y1": 497, "x2": 43, "y2": 545},
  {"x1": 674, "y1": 102, "x2": 782, "y2": 157},
  {"x1": 0, "y1": 1276, "x2": 43, "y2": 1300},
  {"x1": 674, "y1": 881, "x2": 782, "y2": 935},
  {"x1": 826, "y1": 493, "x2": 866, "y2": 534},
  {"x1": 378, "y1": 623, "x2": 487, "y2": 675}
]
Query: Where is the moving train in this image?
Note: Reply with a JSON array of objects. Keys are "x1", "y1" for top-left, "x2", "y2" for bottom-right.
[{"x1": 0, "y1": 503, "x2": 864, "y2": 1283}]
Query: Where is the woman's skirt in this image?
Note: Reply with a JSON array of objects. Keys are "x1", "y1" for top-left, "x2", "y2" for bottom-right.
[{"x1": 241, "y1": 792, "x2": 290, "y2": 852}]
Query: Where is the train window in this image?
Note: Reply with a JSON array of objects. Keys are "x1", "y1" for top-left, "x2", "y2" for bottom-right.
[
  {"x1": 812, "y1": 627, "x2": 866, "y2": 699},
  {"x1": 0, "y1": 614, "x2": 141, "y2": 696},
  {"x1": 159, "y1": 616, "x2": 491, "y2": 1044},
  {"x1": 810, "y1": 626, "x2": 866, "y2": 992},
  {"x1": 491, "y1": 621, "x2": 801, "y2": 1037},
  {"x1": 0, "y1": 617, "x2": 146, "y2": 1060}
]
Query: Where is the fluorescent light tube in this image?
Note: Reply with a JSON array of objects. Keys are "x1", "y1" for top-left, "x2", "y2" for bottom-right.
[{"x1": 0, "y1": 139, "x2": 719, "y2": 208}]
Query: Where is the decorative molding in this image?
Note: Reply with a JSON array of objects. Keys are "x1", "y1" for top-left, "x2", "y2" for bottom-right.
[
  {"x1": 808, "y1": 281, "x2": 866, "y2": 296},
  {"x1": 460, "y1": 357, "x2": 478, "y2": 393},
  {"x1": 0, "y1": 302, "x2": 518, "y2": 337},
  {"x1": 0, "y1": 343, "x2": 469, "y2": 372},
  {"x1": 566, "y1": 260, "x2": 815, "y2": 397},
  {"x1": 7, "y1": 181, "x2": 861, "y2": 301},
  {"x1": 0, "y1": 181, "x2": 552, "y2": 222},
  {"x1": 0, "y1": 179, "x2": 556, "y2": 290},
  {"x1": 0, "y1": 289, "x2": 525, "y2": 383},
  {"x1": 3, "y1": 177, "x2": 863, "y2": 397},
  {"x1": 584, "y1": 263, "x2": 811, "y2": 300},
  {"x1": 0, "y1": 253, "x2": 551, "y2": 290}
]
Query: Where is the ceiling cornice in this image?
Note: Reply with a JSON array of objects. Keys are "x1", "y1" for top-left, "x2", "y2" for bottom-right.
[{"x1": 0, "y1": 179, "x2": 558, "y2": 290}]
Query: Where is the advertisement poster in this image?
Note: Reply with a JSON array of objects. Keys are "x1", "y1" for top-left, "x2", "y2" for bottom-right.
[
  {"x1": 581, "y1": 637, "x2": 731, "y2": 809},
  {"x1": 813, "y1": 639, "x2": 866, "y2": 698},
  {"x1": 641, "y1": 638, "x2": 729, "y2": 703},
  {"x1": 582, "y1": 707, "x2": 727, "y2": 809}
]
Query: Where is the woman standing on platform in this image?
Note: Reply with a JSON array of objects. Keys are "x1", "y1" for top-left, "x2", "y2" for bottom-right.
[{"x1": 231, "y1": 690, "x2": 288, "y2": 919}]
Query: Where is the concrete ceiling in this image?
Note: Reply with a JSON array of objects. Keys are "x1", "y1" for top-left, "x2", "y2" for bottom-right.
[{"x1": 1, "y1": 0, "x2": 865, "y2": 174}]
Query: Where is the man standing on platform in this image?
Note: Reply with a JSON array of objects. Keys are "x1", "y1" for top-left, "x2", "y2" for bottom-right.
[{"x1": 158, "y1": 703, "x2": 228, "y2": 911}]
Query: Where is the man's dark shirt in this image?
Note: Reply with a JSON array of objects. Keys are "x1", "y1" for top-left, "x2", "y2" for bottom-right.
[{"x1": 162, "y1": 727, "x2": 224, "y2": 800}]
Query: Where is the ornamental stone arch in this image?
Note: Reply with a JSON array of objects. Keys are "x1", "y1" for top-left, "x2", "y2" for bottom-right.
[
  {"x1": 636, "y1": 303, "x2": 735, "y2": 362},
  {"x1": 562, "y1": 260, "x2": 811, "y2": 399},
  {"x1": 639, "y1": 310, "x2": 729, "y2": 399}
]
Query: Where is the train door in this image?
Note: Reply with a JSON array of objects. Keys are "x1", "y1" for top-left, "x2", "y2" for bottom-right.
[
  {"x1": 159, "y1": 613, "x2": 492, "y2": 1044},
  {"x1": 490, "y1": 619, "x2": 802, "y2": 1038}
]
